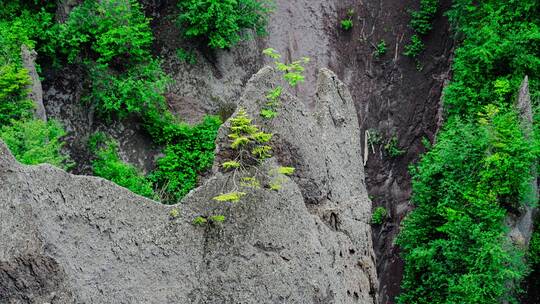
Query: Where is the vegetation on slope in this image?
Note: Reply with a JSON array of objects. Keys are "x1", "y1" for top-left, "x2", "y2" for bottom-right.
[
  {"x1": 177, "y1": 0, "x2": 271, "y2": 49},
  {"x1": 0, "y1": 0, "x2": 257, "y2": 202},
  {"x1": 0, "y1": 1, "x2": 70, "y2": 169},
  {"x1": 397, "y1": 0, "x2": 540, "y2": 303}
]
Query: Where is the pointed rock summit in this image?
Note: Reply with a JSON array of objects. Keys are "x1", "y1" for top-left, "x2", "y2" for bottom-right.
[{"x1": 0, "y1": 67, "x2": 377, "y2": 303}]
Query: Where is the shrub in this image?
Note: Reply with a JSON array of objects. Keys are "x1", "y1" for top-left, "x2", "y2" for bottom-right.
[
  {"x1": 192, "y1": 216, "x2": 207, "y2": 225},
  {"x1": 213, "y1": 191, "x2": 246, "y2": 202},
  {"x1": 403, "y1": 34, "x2": 424, "y2": 58},
  {"x1": 88, "y1": 132, "x2": 155, "y2": 199},
  {"x1": 375, "y1": 40, "x2": 387, "y2": 57},
  {"x1": 340, "y1": 19, "x2": 353, "y2": 31},
  {"x1": 409, "y1": 0, "x2": 439, "y2": 35},
  {"x1": 263, "y1": 48, "x2": 310, "y2": 87},
  {"x1": 384, "y1": 136, "x2": 405, "y2": 158},
  {"x1": 88, "y1": 59, "x2": 170, "y2": 119},
  {"x1": 340, "y1": 8, "x2": 354, "y2": 31},
  {"x1": 149, "y1": 116, "x2": 221, "y2": 203},
  {"x1": 178, "y1": 0, "x2": 271, "y2": 49},
  {"x1": 371, "y1": 207, "x2": 387, "y2": 225},
  {"x1": 0, "y1": 119, "x2": 71, "y2": 169},
  {"x1": 403, "y1": 0, "x2": 439, "y2": 58},
  {"x1": 56, "y1": 0, "x2": 153, "y2": 65},
  {"x1": 0, "y1": 64, "x2": 34, "y2": 126}
]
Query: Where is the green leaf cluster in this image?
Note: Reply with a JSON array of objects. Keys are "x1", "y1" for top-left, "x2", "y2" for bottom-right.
[
  {"x1": 384, "y1": 136, "x2": 405, "y2": 158},
  {"x1": 88, "y1": 59, "x2": 170, "y2": 119},
  {"x1": 340, "y1": 19, "x2": 353, "y2": 31},
  {"x1": 178, "y1": 0, "x2": 271, "y2": 49},
  {"x1": 227, "y1": 108, "x2": 273, "y2": 161},
  {"x1": 263, "y1": 48, "x2": 310, "y2": 87},
  {"x1": 375, "y1": 40, "x2": 387, "y2": 57},
  {"x1": 176, "y1": 48, "x2": 197, "y2": 65},
  {"x1": 149, "y1": 116, "x2": 221, "y2": 203},
  {"x1": 0, "y1": 64, "x2": 34, "y2": 127},
  {"x1": 0, "y1": 119, "x2": 71, "y2": 169},
  {"x1": 88, "y1": 132, "x2": 155, "y2": 198},
  {"x1": 213, "y1": 191, "x2": 246, "y2": 202},
  {"x1": 54, "y1": 0, "x2": 153, "y2": 65},
  {"x1": 0, "y1": 3, "x2": 56, "y2": 63},
  {"x1": 260, "y1": 86, "x2": 282, "y2": 119},
  {"x1": 404, "y1": 0, "x2": 439, "y2": 57},
  {"x1": 371, "y1": 207, "x2": 387, "y2": 225}
]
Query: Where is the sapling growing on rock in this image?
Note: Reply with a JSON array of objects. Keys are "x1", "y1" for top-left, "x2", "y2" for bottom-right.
[{"x1": 340, "y1": 9, "x2": 354, "y2": 31}]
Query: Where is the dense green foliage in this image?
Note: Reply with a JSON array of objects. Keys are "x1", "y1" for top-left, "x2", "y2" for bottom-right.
[
  {"x1": 444, "y1": 1, "x2": 540, "y2": 116},
  {"x1": 89, "y1": 60, "x2": 170, "y2": 119},
  {"x1": 176, "y1": 48, "x2": 197, "y2": 65},
  {"x1": 0, "y1": 1, "x2": 56, "y2": 63},
  {"x1": 54, "y1": 0, "x2": 153, "y2": 65},
  {"x1": 0, "y1": 0, "x2": 221, "y2": 203},
  {"x1": 398, "y1": 111, "x2": 536, "y2": 303},
  {"x1": 0, "y1": 1, "x2": 72, "y2": 168},
  {"x1": 384, "y1": 136, "x2": 405, "y2": 158},
  {"x1": 178, "y1": 0, "x2": 271, "y2": 49},
  {"x1": 0, "y1": 64, "x2": 34, "y2": 126},
  {"x1": 397, "y1": 0, "x2": 540, "y2": 303},
  {"x1": 375, "y1": 40, "x2": 387, "y2": 57},
  {"x1": 149, "y1": 116, "x2": 221, "y2": 203},
  {"x1": 0, "y1": 1, "x2": 55, "y2": 127},
  {"x1": 404, "y1": 0, "x2": 439, "y2": 58},
  {"x1": 0, "y1": 119, "x2": 71, "y2": 169},
  {"x1": 371, "y1": 207, "x2": 387, "y2": 225},
  {"x1": 89, "y1": 133, "x2": 155, "y2": 198}
]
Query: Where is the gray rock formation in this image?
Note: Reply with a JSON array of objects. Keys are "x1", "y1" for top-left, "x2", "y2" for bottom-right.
[
  {"x1": 20, "y1": 45, "x2": 47, "y2": 122},
  {"x1": 507, "y1": 76, "x2": 537, "y2": 247},
  {"x1": 55, "y1": 0, "x2": 83, "y2": 22},
  {"x1": 0, "y1": 67, "x2": 377, "y2": 303}
]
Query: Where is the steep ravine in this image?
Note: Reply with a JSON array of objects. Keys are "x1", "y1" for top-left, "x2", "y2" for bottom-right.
[{"x1": 37, "y1": 0, "x2": 454, "y2": 303}]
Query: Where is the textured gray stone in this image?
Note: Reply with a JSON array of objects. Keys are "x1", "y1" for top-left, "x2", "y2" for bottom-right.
[
  {"x1": 20, "y1": 45, "x2": 47, "y2": 122},
  {"x1": 507, "y1": 76, "x2": 537, "y2": 247},
  {"x1": 0, "y1": 67, "x2": 377, "y2": 303}
]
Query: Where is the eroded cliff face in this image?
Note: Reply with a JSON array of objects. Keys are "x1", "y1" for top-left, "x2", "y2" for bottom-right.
[
  {"x1": 40, "y1": 1, "x2": 454, "y2": 302},
  {"x1": 0, "y1": 68, "x2": 378, "y2": 303}
]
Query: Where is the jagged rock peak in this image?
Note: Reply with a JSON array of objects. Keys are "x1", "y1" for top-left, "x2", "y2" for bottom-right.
[{"x1": 0, "y1": 67, "x2": 377, "y2": 303}]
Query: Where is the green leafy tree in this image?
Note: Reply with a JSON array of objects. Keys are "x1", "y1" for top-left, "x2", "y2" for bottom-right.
[
  {"x1": 88, "y1": 59, "x2": 170, "y2": 119},
  {"x1": 55, "y1": 0, "x2": 153, "y2": 65},
  {"x1": 178, "y1": 0, "x2": 271, "y2": 49}
]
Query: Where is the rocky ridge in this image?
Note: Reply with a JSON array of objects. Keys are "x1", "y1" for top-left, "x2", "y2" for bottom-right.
[{"x1": 0, "y1": 67, "x2": 377, "y2": 304}]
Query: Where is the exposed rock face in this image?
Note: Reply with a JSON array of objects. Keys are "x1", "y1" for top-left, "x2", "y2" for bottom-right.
[
  {"x1": 507, "y1": 76, "x2": 537, "y2": 247},
  {"x1": 20, "y1": 45, "x2": 47, "y2": 121},
  {"x1": 0, "y1": 67, "x2": 377, "y2": 303},
  {"x1": 42, "y1": 65, "x2": 161, "y2": 175}
]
